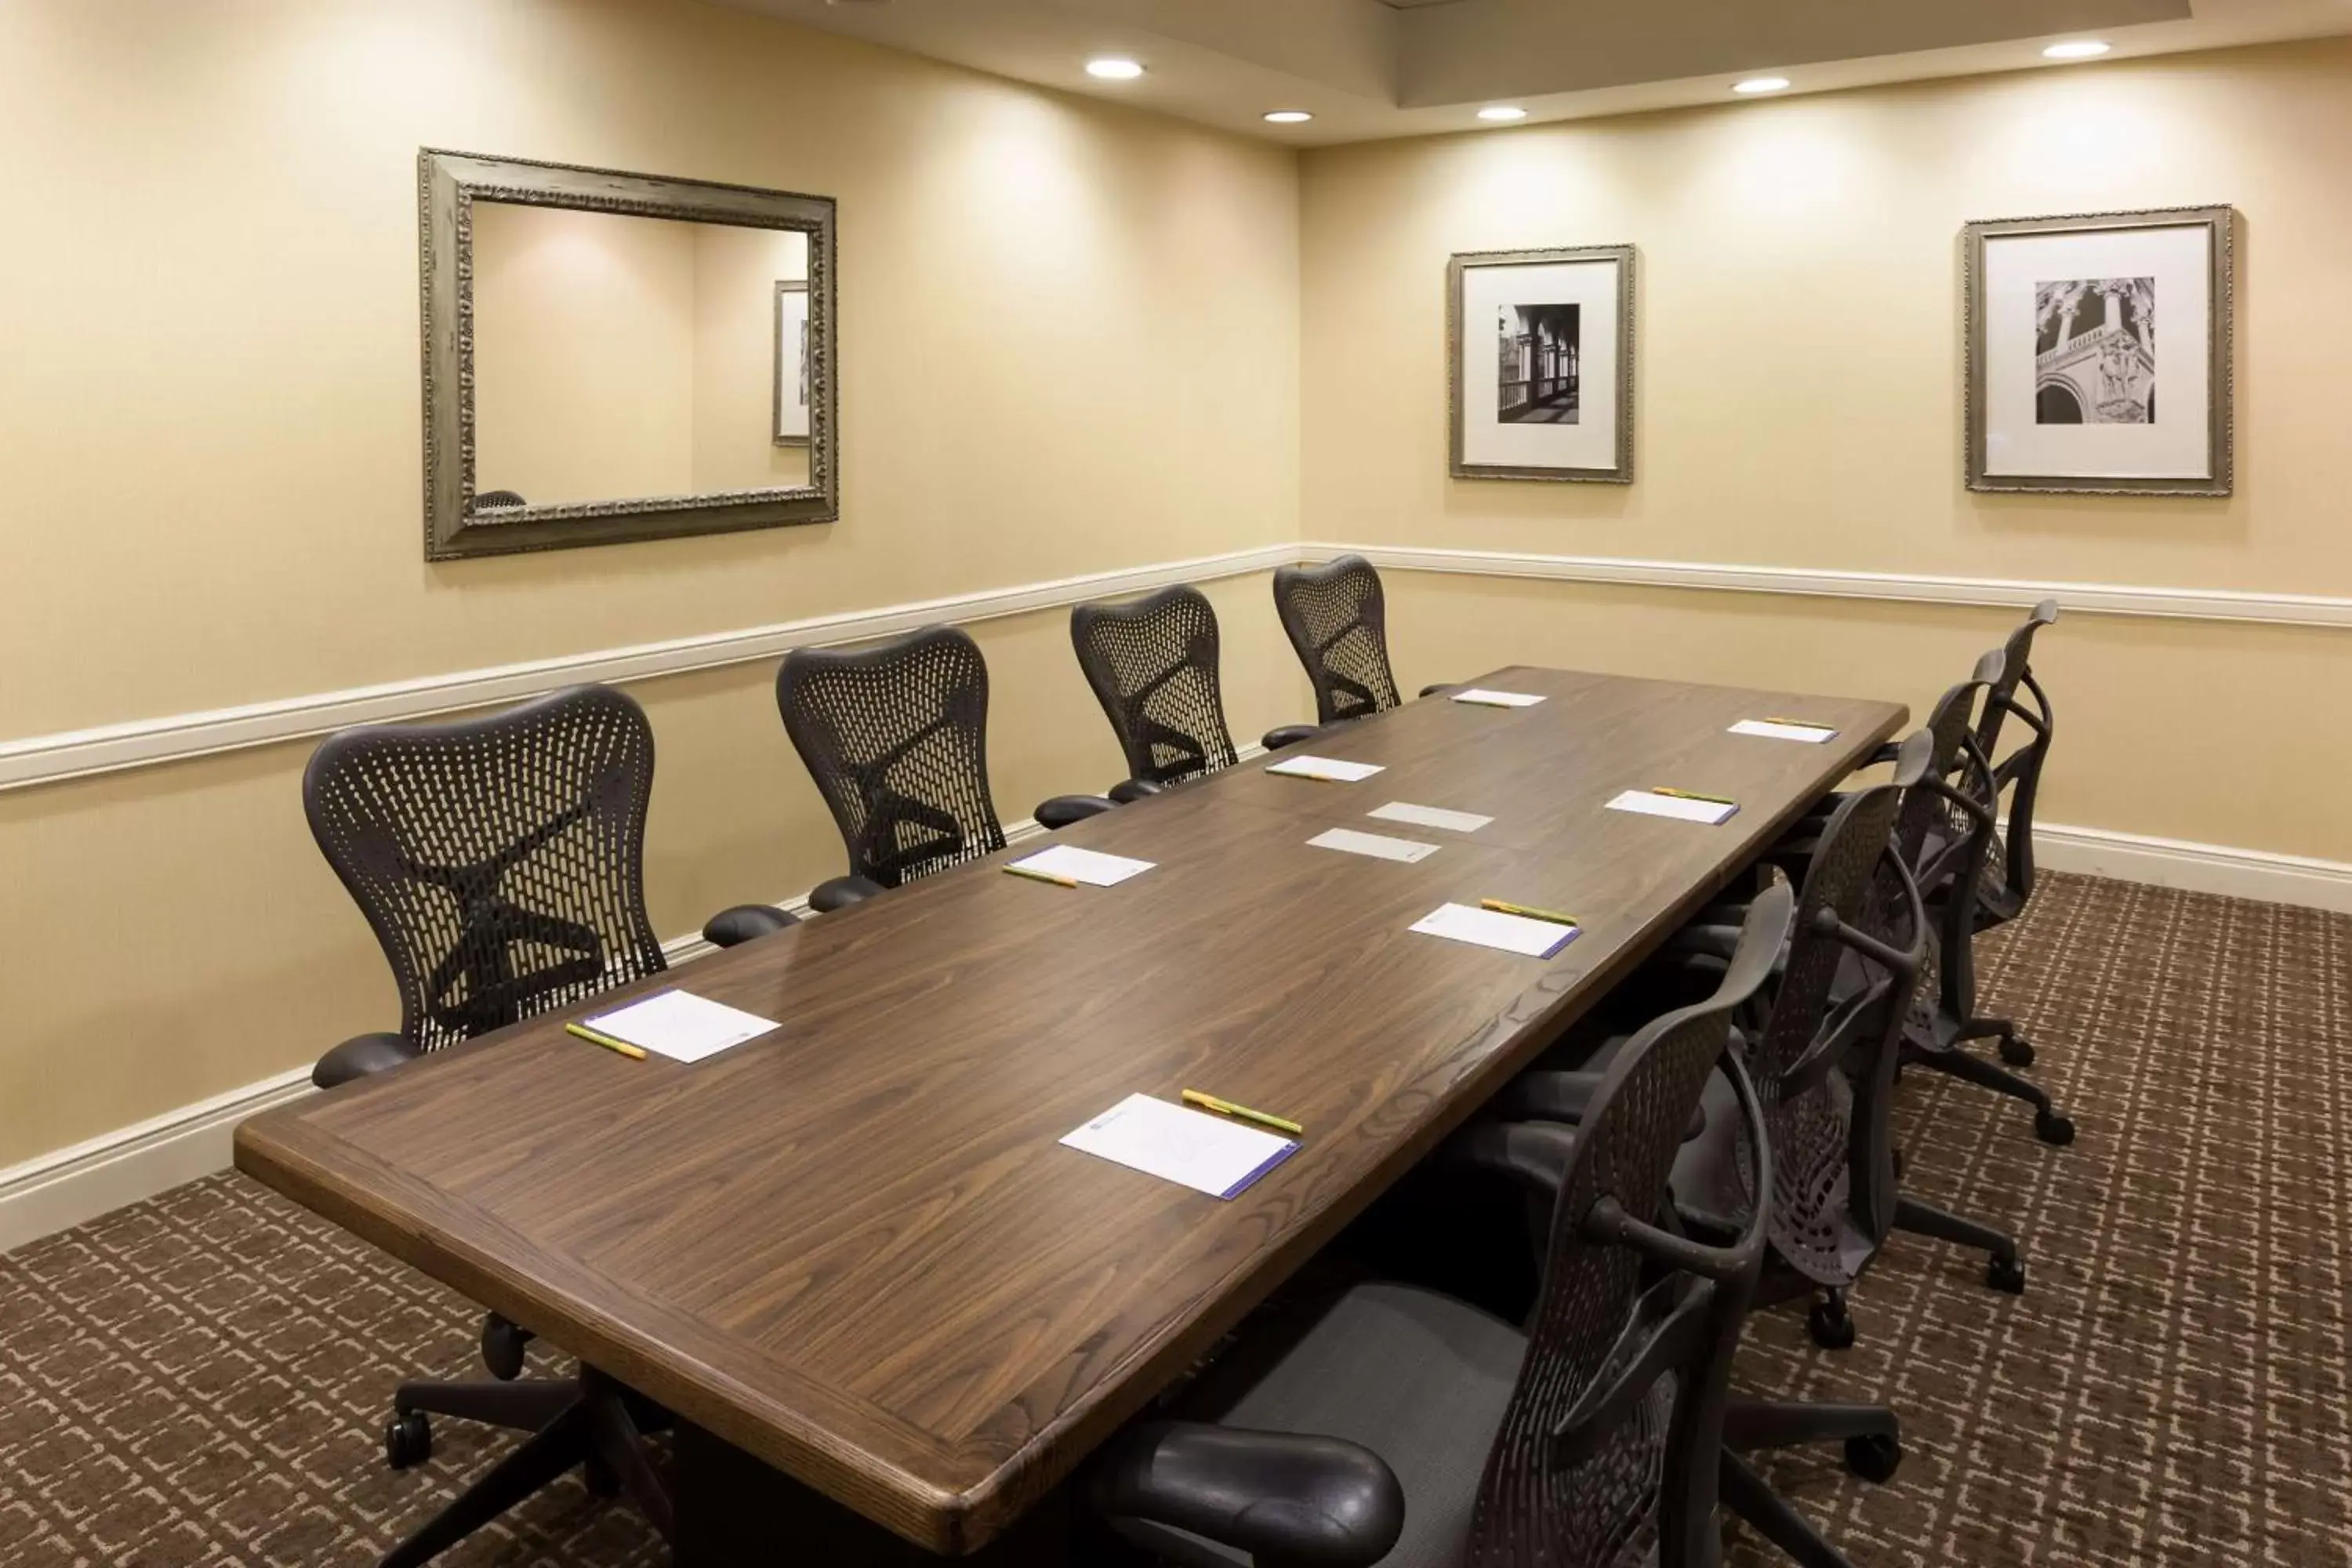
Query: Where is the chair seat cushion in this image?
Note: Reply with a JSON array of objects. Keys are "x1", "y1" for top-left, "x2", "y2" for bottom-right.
[{"x1": 1126, "y1": 1283, "x2": 1525, "y2": 1568}]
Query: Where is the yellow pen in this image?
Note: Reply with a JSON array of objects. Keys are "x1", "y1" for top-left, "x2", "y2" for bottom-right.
[
  {"x1": 1652, "y1": 786, "x2": 1738, "y2": 806},
  {"x1": 1761, "y1": 716, "x2": 1833, "y2": 731},
  {"x1": 1182, "y1": 1089, "x2": 1305, "y2": 1137},
  {"x1": 1003, "y1": 862, "x2": 1080, "y2": 888},
  {"x1": 1481, "y1": 898, "x2": 1580, "y2": 927},
  {"x1": 565, "y1": 1022, "x2": 647, "y2": 1061}
]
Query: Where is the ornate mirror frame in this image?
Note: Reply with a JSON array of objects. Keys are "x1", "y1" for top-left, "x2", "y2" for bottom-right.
[{"x1": 419, "y1": 149, "x2": 839, "y2": 560}]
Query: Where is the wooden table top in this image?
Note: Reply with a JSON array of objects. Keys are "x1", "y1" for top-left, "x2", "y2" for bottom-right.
[{"x1": 234, "y1": 667, "x2": 1904, "y2": 1554}]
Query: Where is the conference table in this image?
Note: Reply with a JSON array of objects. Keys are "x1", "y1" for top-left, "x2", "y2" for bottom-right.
[{"x1": 234, "y1": 666, "x2": 1905, "y2": 1563}]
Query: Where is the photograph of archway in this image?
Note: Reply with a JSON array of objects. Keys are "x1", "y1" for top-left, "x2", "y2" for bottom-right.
[
  {"x1": 2033, "y1": 277, "x2": 2154, "y2": 424},
  {"x1": 1497, "y1": 303, "x2": 1580, "y2": 423}
]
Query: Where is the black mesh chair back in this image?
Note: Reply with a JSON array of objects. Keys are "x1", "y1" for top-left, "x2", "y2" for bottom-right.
[
  {"x1": 1069, "y1": 584, "x2": 1240, "y2": 787},
  {"x1": 1467, "y1": 892, "x2": 1788, "y2": 1568},
  {"x1": 1272, "y1": 554, "x2": 1404, "y2": 726},
  {"x1": 1899, "y1": 655, "x2": 2007, "y2": 1040},
  {"x1": 1970, "y1": 600, "x2": 2059, "y2": 924},
  {"x1": 776, "y1": 626, "x2": 1007, "y2": 890},
  {"x1": 303, "y1": 684, "x2": 666, "y2": 1054}
]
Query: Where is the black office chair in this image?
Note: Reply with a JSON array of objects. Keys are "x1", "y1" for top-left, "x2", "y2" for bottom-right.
[
  {"x1": 704, "y1": 626, "x2": 1116, "y2": 940},
  {"x1": 303, "y1": 684, "x2": 691, "y2": 1563},
  {"x1": 1071, "y1": 584, "x2": 1312, "y2": 802},
  {"x1": 1091, "y1": 895, "x2": 1789, "y2": 1568},
  {"x1": 1970, "y1": 601, "x2": 2059, "y2": 942},
  {"x1": 1272, "y1": 554, "x2": 1453, "y2": 729},
  {"x1": 475, "y1": 488, "x2": 527, "y2": 508}
]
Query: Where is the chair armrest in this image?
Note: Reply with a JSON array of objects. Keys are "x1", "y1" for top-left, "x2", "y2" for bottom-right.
[
  {"x1": 1445, "y1": 1118, "x2": 1582, "y2": 1200},
  {"x1": 1092, "y1": 1421, "x2": 1403, "y2": 1568},
  {"x1": 1261, "y1": 724, "x2": 1322, "y2": 753},
  {"x1": 810, "y1": 874, "x2": 887, "y2": 913},
  {"x1": 1417, "y1": 682, "x2": 1457, "y2": 699},
  {"x1": 702, "y1": 904, "x2": 798, "y2": 949},
  {"x1": 313, "y1": 1031, "x2": 422, "y2": 1090},
  {"x1": 1108, "y1": 778, "x2": 1165, "y2": 805},
  {"x1": 1035, "y1": 794, "x2": 1118, "y2": 831}
]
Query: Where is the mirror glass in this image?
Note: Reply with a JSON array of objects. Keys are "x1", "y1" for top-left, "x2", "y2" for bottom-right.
[{"x1": 470, "y1": 203, "x2": 811, "y2": 510}]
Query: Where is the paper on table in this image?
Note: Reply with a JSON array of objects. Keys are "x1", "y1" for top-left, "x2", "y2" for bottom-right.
[
  {"x1": 1367, "y1": 801, "x2": 1494, "y2": 833},
  {"x1": 1060, "y1": 1093, "x2": 1299, "y2": 1200},
  {"x1": 1265, "y1": 754, "x2": 1385, "y2": 782},
  {"x1": 1729, "y1": 718, "x2": 1838, "y2": 744},
  {"x1": 1410, "y1": 902, "x2": 1580, "y2": 959},
  {"x1": 1606, "y1": 789, "x2": 1740, "y2": 826},
  {"x1": 1450, "y1": 689, "x2": 1546, "y2": 708},
  {"x1": 1009, "y1": 844, "x2": 1156, "y2": 886},
  {"x1": 581, "y1": 989, "x2": 778, "y2": 1064},
  {"x1": 1307, "y1": 827, "x2": 1441, "y2": 863}
]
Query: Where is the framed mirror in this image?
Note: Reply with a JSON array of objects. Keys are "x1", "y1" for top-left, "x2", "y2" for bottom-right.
[{"x1": 419, "y1": 150, "x2": 837, "y2": 560}]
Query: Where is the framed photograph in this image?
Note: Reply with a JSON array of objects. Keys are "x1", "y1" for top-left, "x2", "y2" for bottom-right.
[
  {"x1": 1449, "y1": 245, "x2": 1634, "y2": 484},
  {"x1": 774, "y1": 279, "x2": 811, "y2": 446},
  {"x1": 1963, "y1": 205, "x2": 2234, "y2": 495}
]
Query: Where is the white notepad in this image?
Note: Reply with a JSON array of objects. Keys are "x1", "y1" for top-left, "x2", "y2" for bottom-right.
[
  {"x1": 1450, "y1": 689, "x2": 1546, "y2": 709},
  {"x1": 1061, "y1": 1094, "x2": 1299, "y2": 1200},
  {"x1": 1308, "y1": 827, "x2": 1441, "y2": 863},
  {"x1": 580, "y1": 989, "x2": 779, "y2": 1064},
  {"x1": 1008, "y1": 844, "x2": 1156, "y2": 886},
  {"x1": 1606, "y1": 789, "x2": 1740, "y2": 826},
  {"x1": 1265, "y1": 754, "x2": 1385, "y2": 782},
  {"x1": 1368, "y1": 801, "x2": 1494, "y2": 833},
  {"x1": 1728, "y1": 718, "x2": 1838, "y2": 744},
  {"x1": 1410, "y1": 902, "x2": 1580, "y2": 959}
]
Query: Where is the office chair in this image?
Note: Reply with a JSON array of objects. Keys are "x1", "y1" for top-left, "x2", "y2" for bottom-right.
[
  {"x1": 475, "y1": 488, "x2": 527, "y2": 508},
  {"x1": 1071, "y1": 584, "x2": 1312, "y2": 802},
  {"x1": 1091, "y1": 895, "x2": 1789, "y2": 1568},
  {"x1": 703, "y1": 626, "x2": 1116, "y2": 941},
  {"x1": 1969, "y1": 601, "x2": 2060, "y2": 963},
  {"x1": 303, "y1": 684, "x2": 694, "y2": 1563},
  {"x1": 1272, "y1": 554, "x2": 1454, "y2": 730}
]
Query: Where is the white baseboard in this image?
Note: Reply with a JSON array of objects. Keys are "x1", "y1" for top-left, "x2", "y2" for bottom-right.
[{"x1": 2032, "y1": 820, "x2": 2352, "y2": 914}]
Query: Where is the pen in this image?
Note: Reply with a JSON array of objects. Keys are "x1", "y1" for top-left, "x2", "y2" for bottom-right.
[
  {"x1": 1182, "y1": 1089, "x2": 1305, "y2": 1137},
  {"x1": 1481, "y1": 898, "x2": 1581, "y2": 927},
  {"x1": 1003, "y1": 862, "x2": 1080, "y2": 887},
  {"x1": 1761, "y1": 716, "x2": 1833, "y2": 730},
  {"x1": 1652, "y1": 786, "x2": 1738, "y2": 806},
  {"x1": 565, "y1": 1022, "x2": 647, "y2": 1060},
  {"x1": 1271, "y1": 768, "x2": 1345, "y2": 782}
]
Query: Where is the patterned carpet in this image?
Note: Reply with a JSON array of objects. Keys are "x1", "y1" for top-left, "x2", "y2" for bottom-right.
[{"x1": 0, "y1": 872, "x2": 2344, "y2": 1566}]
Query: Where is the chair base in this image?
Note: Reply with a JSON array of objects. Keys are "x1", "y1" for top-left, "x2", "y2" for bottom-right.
[
  {"x1": 1719, "y1": 1397, "x2": 1901, "y2": 1568},
  {"x1": 1906, "y1": 1014, "x2": 2075, "y2": 1145}
]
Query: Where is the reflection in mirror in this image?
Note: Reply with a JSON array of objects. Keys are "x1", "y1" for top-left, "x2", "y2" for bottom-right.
[{"x1": 471, "y1": 204, "x2": 811, "y2": 509}]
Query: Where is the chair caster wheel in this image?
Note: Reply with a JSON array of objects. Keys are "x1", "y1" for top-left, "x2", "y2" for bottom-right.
[
  {"x1": 386, "y1": 1410, "x2": 432, "y2": 1471},
  {"x1": 481, "y1": 1316, "x2": 530, "y2": 1381},
  {"x1": 583, "y1": 1454, "x2": 620, "y2": 1499},
  {"x1": 1845, "y1": 1433, "x2": 1902, "y2": 1485},
  {"x1": 2034, "y1": 1110, "x2": 2076, "y2": 1146},
  {"x1": 1807, "y1": 1294, "x2": 1856, "y2": 1350},
  {"x1": 1999, "y1": 1034, "x2": 2036, "y2": 1067},
  {"x1": 1987, "y1": 1254, "x2": 2027, "y2": 1294}
]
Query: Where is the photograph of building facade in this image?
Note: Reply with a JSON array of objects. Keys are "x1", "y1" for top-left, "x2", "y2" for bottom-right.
[
  {"x1": 1496, "y1": 302, "x2": 1580, "y2": 423},
  {"x1": 2034, "y1": 276, "x2": 2154, "y2": 423}
]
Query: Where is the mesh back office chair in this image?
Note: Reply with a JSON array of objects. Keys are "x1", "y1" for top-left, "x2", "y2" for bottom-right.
[
  {"x1": 475, "y1": 489, "x2": 527, "y2": 508},
  {"x1": 702, "y1": 626, "x2": 1116, "y2": 943},
  {"x1": 1070, "y1": 585, "x2": 1252, "y2": 798},
  {"x1": 1091, "y1": 895, "x2": 1791, "y2": 1568},
  {"x1": 303, "y1": 686, "x2": 682, "y2": 1563},
  {"x1": 1970, "y1": 600, "x2": 2060, "y2": 940},
  {"x1": 1271, "y1": 554, "x2": 1455, "y2": 729}
]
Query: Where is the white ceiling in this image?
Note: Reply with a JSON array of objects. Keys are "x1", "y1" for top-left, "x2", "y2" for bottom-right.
[{"x1": 730, "y1": 0, "x2": 2352, "y2": 143}]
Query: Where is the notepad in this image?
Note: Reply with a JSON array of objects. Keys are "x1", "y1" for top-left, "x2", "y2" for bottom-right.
[
  {"x1": 1729, "y1": 718, "x2": 1838, "y2": 743},
  {"x1": 1410, "y1": 902, "x2": 1581, "y2": 958},
  {"x1": 1450, "y1": 689, "x2": 1546, "y2": 709},
  {"x1": 1265, "y1": 754, "x2": 1385, "y2": 782},
  {"x1": 579, "y1": 989, "x2": 778, "y2": 1064},
  {"x1": 1061, "y1": 1094, "x2": 1299, "y2": 1200},
  {"x1": 1308, "y1": 827, "x2": 1441, "y2": 863},
  {"x1": 1367, "y1": 801, "x2": 1494, "y2": 833},
  {"x1": 1008, "y1": 844, "x2": 1156, "y2": 886},
  {"x1": 1606, "y1": 789, "x2": 1740, "y2": 826}
]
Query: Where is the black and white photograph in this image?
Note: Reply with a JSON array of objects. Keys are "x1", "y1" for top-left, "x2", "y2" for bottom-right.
[
  {"x1": 1450, "y1": 245, "x2": 1632, "y2": 482},
  {"x1": 2033, "y1": 277, "x2": 2153, "y2": 424},
  {"x1": 1497, "y1": 303, "x2": 1580, "y2": 423},
  {"x1": 774, "y1": 278, "x2": 811, "y2": 446},
  {"x1": 1965, "y1": 206, "x2": 2231, "y2": 495}
]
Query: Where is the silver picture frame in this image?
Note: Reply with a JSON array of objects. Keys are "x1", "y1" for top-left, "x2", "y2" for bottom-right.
[
  {"x1": 1448, "y1": 244, "x2": 1635, "y2": 485},
  {"x1": 1962, "y1": 205, "x2": 2234, "y2": 497},
  {"x1": 773, "y1": 279, "x2": 811, "y2": 448}
]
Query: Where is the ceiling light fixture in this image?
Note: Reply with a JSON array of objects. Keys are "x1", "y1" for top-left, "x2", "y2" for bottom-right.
[
  {"x1": 2042, "y1": 40, "x2": 2112, "y2": 60},
  {"x1": 1263, "y1": 110, "x2": 1313, "y2": 124},
  {"x1": 1085, "y1": 56, "x2": 1145, "y2": 80},
  {"x1": 1476, "y1": 106, "x2": 1527, "y2": 122},
  {"x1": 1733, "y1": 76, "x2": 1791, "y2": 94}
]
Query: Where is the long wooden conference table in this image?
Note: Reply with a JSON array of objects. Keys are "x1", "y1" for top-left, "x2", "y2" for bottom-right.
[{"x1": 235, "y1": 666, "x2": 1906, "y2": 1563}]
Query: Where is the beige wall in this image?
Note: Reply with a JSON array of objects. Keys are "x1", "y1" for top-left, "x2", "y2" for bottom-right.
[
  {"x1": 0, "y1": 0, "x2": 1303, "y2": 1168},
  {"x1": 1300, "y1": 38, "x2": 2352, "y2": 859},
  {"x1": 689, "y1": 224, "x2": 813, "y2": 492}
]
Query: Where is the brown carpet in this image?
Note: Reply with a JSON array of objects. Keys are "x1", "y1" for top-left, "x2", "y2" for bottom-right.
[{"x1": 1, "y1": 872, "x2": 2345, "y2": 1566}]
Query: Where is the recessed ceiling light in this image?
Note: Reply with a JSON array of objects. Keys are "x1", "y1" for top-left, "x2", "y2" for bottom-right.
[
  {"x1": 1476, "y1": 106, "x2": 1527, "y2": 122},
  {"x1": 2043, "y1": 40, "x2": 2111, "y2": 60},
  {"x1": 1263, "y1": 110, "x2": 1313, "y2": 124},
  {"x1": 1733, "y1": 76, "x2": 1791, "y2": 94},
  {"x1": 1085, "y1": 56, "x2": 1145, "y2": 80}
]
